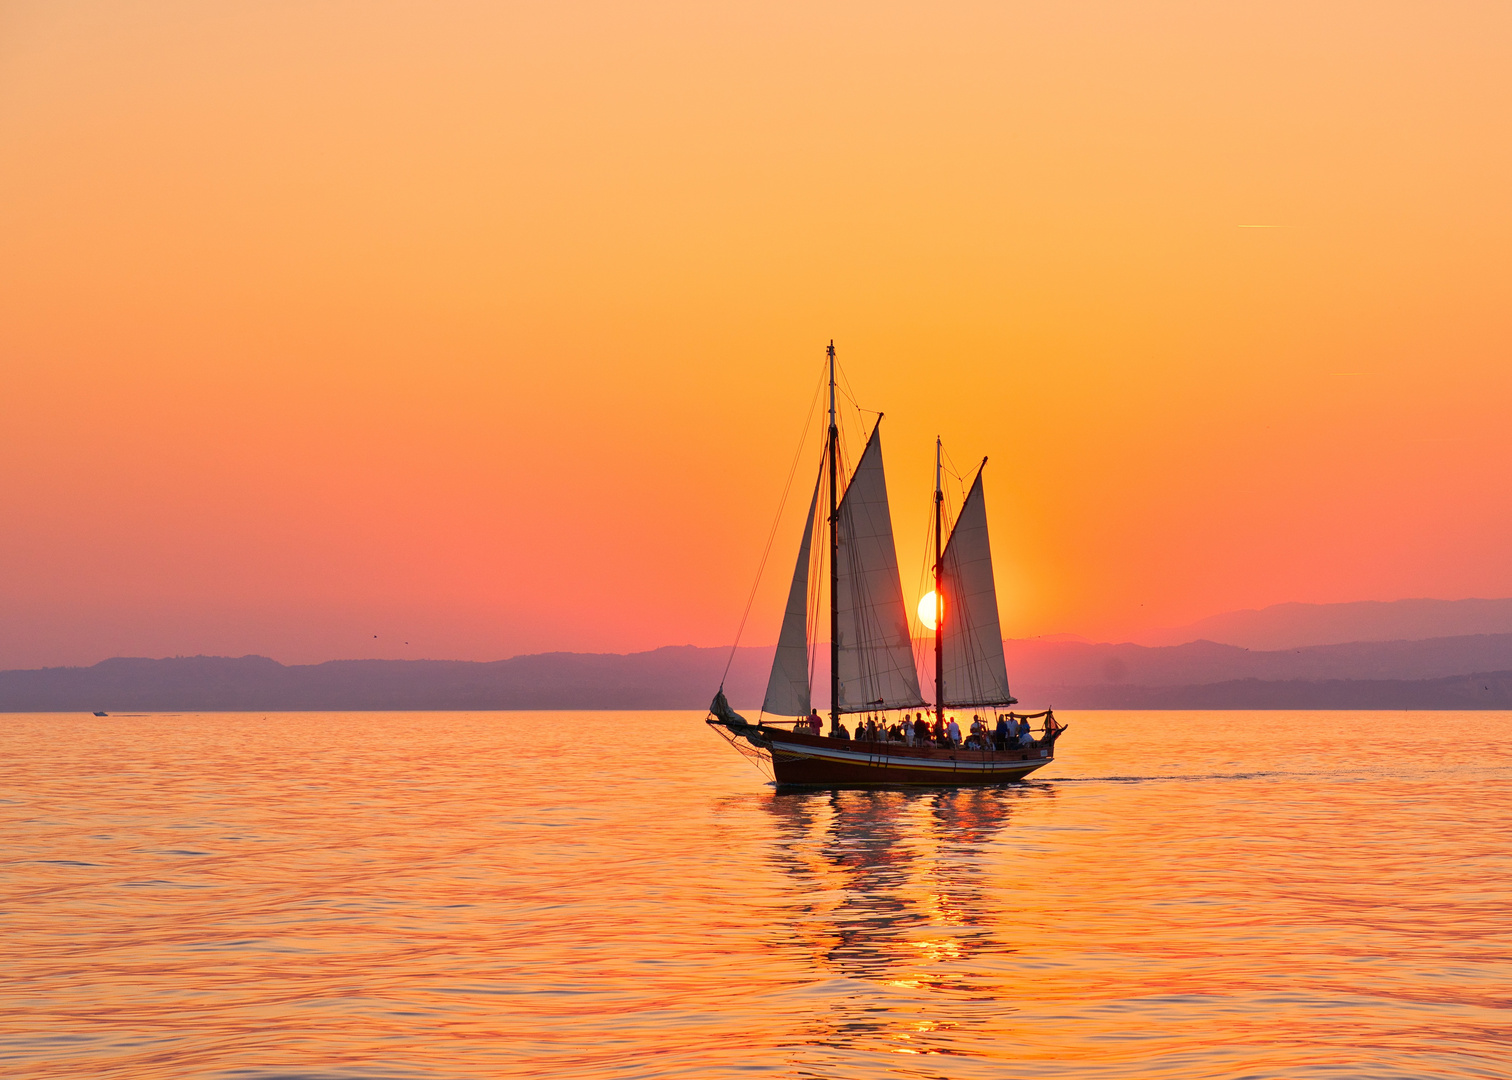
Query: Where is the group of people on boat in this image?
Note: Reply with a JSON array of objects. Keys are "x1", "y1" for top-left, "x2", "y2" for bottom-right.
[{"x1": 801, "y1": 708, "x2": 1060, "y2": 752}]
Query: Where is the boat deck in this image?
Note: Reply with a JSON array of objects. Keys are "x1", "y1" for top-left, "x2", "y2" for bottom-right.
[{"x1": 754, "y1": 726, "x2": 1059, "y2": 787}]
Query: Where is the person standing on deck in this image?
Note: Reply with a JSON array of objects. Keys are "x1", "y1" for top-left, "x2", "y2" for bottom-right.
[
  {"x1": 946, "y1": 718, "x2": 962, "y2": 747},
  {"x1": 807, "y1": 709, "x2": 822, "y2": 735}
]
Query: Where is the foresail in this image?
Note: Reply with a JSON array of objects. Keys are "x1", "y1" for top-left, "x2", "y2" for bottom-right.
[
  {"x1": 835, "y1": 425, "x2": 927, "y2": 713},
  {"x1": 761, "y1": 467, "x2": 820, "y2": 715},
  {"x1": 940, "y1": 469, "x2": 1013, "y2": 706}
]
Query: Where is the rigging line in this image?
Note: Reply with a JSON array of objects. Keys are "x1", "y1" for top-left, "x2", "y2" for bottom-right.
[
  {"x1": 835, "y1": 359, "x2": 862, "y2": 410},
  {"x1": 833, "y1": 361, "x2": 877, "y2": 453},
  {"x1": 805, "y1": 464, "x2": 827, "y2": 702},
  {"x1": 836, "y1": 495, "x2": 910, "y2": 713},
  {"x1": 836, "y1": 435, "x2": 853, "y2": 504},
  {"x1": 909, "y1": 490, "x2": 935, "y2": 685},
  {"x1": 834, "y1": 381, "x2": 862, "y2": 411},
  {"x1": 836, "y1": 360, "x2": 874, "y2": 427},
  {"x1": 956, "y1": 582, "x2": 986, "y2": 704},
  {"x1": 937, "y1": 439, "x2": 967, "y2": 537},
  {"x1": 941, "y1": 443, "x2": 971, "y2": 506},
  {"x1": 720, "y1": 360, "x2": 827, "y2": 687}
]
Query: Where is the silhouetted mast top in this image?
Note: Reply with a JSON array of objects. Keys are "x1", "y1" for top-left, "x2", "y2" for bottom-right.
[
  {"x1": 756, "y1": 343, "x2": 926, "y2": 721},
  {"x1": 827, "y1": 341, "x2": 840, "y2": 734},
  {"x1": 934, "y1": 437, "x2": 944, "y2": 725}
]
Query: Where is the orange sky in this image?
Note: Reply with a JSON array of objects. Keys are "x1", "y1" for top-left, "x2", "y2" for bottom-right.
[{"x1": 2, "y1": 2, "x2": 1511, "y2": 668}]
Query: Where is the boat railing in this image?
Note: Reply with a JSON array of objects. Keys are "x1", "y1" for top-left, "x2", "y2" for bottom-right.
[
  {"x1": 754, "y1": 713, "x2": 1061, "y2": 754},
  {"x1": 712, "y1": 702, "x2": 1062, "y2": 756}
]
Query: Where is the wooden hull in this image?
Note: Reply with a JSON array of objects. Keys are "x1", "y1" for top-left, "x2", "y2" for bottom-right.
[{"x1": 758, "y1": 728, "x2": 1055, "y2": 788}]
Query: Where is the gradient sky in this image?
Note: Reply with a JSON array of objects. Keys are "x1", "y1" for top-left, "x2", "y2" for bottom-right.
[{"x1": 3, "y1": 1, "x2": 1511, "y2": 668}]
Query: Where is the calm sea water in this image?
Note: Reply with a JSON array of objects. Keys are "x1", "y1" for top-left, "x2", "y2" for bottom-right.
[{"x1": 1, "y1": 710, "x2": 1508, "y2": 1079}]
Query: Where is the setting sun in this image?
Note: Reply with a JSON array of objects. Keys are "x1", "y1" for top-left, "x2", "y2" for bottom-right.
[{"x1": 918, "y1": 591, "x2": 941, "y2": 631}]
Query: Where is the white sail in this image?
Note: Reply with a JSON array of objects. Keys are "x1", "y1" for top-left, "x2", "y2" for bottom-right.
[
  {"x1": 761, "y1": 468, "x2": 820, "y2": 716},
  {"x1": 940, "y1": 469, "x2": 1013, "y2": 706},
  {"x1": 835, "y1": 425, "x2": 927, "y2": 713}
]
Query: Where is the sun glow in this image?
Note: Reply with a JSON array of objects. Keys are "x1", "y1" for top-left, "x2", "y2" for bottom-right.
[{"x1": 918, "y1": 591, "x2": 941, "y2": 631}]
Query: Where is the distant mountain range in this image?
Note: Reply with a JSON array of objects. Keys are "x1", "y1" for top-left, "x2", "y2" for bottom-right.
[
  {"x1": 1004, "y1": 632, "x2": 1512, "y2": 688},
  {"x1": 1138, "y1": 597, "x2": 1512, "y2": 650},
  {"x1": 0, "y1": 648, "x2": 773, "y2": 713},
  {"x1": 9, "y1": 630, "x2": 1512, "y2": 711}
]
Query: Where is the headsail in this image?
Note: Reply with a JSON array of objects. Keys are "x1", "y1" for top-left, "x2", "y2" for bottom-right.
[
  {"x1": 940, "y1": 468, "x2": 1014, "y2": 706},
  {"x1": 761, "y1": 466, "x2": 820, "y2": 715},
  {"x1": 835, "y1": 424, "x2": 927, "y2": 713}
]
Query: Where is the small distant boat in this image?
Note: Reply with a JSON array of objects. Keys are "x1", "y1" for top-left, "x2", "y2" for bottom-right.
[
  {"x1": 92, "y1": 710, "x2": 108, "y2": 717},
  {"x1": 707, "y1": 344, "x2": 1066, "y2": 787}
]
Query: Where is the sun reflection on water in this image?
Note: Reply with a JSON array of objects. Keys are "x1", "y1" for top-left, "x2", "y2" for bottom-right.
[{"x1": 0, "y1": 710, "x2": 1508, "y2": 1079}]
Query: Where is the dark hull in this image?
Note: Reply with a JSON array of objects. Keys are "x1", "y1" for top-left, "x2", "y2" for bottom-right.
[{"x1": 761, "y1": 728, "x2": 1055, "y2": 788}]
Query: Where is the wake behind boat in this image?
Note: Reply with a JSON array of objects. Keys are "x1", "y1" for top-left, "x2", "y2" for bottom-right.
[{"x1": 707, "y1": 343, "x2": 1066, "y2": 787}]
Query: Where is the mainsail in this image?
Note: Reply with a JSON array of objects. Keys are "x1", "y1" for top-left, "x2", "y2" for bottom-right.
[
  {"x1": 761, "y1": 468, "x2": 820, "y2": 715},
  {"x1": 835, "y1": 425, "x2": 927, "y2": 713},
  {"x1": 940, "y1": 468, "x2": 1013, "y2": 706}
]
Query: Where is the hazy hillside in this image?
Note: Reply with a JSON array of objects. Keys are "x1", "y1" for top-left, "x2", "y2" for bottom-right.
[
  {"x1": 1005, "y1": 632, "x2": 1512, "y2": 689},
  {"x1": 10, "y1": 632, "x2": 1512, "y2": 711},
  {"x1": 0, "y1": 647, "x2": 774, "y2": 713},
  {"x1": 1139, "y1": 598, "x2": 1512, "y2": 650}
]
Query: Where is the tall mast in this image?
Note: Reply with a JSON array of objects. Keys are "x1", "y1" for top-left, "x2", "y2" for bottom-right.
[
  {"x1": 934, "y1": 436, "x2": 944, "y2": 727},
  {"x1": 827, "y1": 342, "x2": 840, "y2": 734}
]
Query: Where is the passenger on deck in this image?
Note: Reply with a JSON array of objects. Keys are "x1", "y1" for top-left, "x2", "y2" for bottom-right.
[
  {"x1": 836, "y1": 721, "x2": 851, "y2": 740},
  {"x1": 904, "y1": 719, "x2": 915, "y2": 746},
  {"x1": 807, "y1": 709, "x2": 823, "y2": 735},
  {"x1": 914, "y1": 714, "x2": 930, "y2": 746},
  {"x1": 1018, "y1": 717, "x2": 1034, "y2": 747},
  {"x1": 969, "y1": 716, "x2": 986, "y2": 748},
  {"x1": 865, "y1": 718, "x2": 879, "y2": 742},
  {"x1": 931, "y1": 715, "x2": 945, "y2": 745},
  {"x1": 994, "y1": 715, "x2": 1011, "y2": 751},
  {"x1": 946, "y1": 718, "x2": 962, "y2": 747}
]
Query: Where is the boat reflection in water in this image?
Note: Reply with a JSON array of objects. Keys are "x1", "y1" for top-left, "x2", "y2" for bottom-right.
[{"x1": 759, "y1": 784, "x2": 1051, "y2": 1065}]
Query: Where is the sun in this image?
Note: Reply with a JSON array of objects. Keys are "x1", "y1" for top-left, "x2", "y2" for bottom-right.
[{"x1": 917, "y1": 591, "x2": 942, "y2": 631}]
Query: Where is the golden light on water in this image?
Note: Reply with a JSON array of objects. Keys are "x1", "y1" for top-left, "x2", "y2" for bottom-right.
[{"x1": 918, "y1": 591, "x2": 941, "y2": 631}]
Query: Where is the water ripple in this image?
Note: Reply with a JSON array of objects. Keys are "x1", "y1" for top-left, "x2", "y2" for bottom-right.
[{"x1": 0, "y1": 710, "x2": 1508, "y2": 1079}]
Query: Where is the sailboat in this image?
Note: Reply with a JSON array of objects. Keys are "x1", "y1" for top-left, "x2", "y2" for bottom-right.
[{"x1": 707, "y1": 344, "x2": 1066, "y2": 787}]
